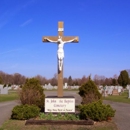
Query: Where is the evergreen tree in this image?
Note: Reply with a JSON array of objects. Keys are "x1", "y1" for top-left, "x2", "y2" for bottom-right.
[
  {"x1": 68, "y1": 76, "x2": 72, "y2": 86},
  {"x1": 20, "y1": 78, "x2": 45, "y2": 109},
  {"x1": 79, "y1": 78, "x2": 102, "y2": 104},
  {"x1": 118, "y1": 70, "x2": 129, "y2": 88},
  {"x1": 111, "y1": 78, "x2": 117, "y2": 86}
]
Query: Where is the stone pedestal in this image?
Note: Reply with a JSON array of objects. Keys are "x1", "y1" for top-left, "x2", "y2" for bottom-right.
[{"x1": 45, "y1": 96, "x2": 75, "y2": 113}]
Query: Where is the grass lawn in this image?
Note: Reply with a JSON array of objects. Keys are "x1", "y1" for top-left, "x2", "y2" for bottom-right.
[
  {"x1": 0, "y1": 120, "x2": 118, "y2": 130},
  {"x1": 0, "y1": 90, "x2": 19, "y2": 102},
  {"x1": 103, "y1": 91, "x2": 130, "y2": 104}
]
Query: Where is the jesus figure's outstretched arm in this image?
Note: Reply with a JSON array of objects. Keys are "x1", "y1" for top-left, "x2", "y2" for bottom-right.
[
  {"x1": 44, "y1": 37, "x2": 57, "y2": 43},
  {"x1": 64, "y1": 37, "x2": 77, "y2": 43}
]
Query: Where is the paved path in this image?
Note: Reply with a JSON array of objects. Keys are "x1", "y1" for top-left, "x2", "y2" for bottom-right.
[
  {"x1": 104, "y1": 100, "x2": 130, "y2": 130},
  {"x1": 0, "y1": 100, "x2": 20, "y2": 127}
]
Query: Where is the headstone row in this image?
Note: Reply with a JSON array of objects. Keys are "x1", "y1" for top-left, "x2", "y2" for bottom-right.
[
  {"x1": 43, "y1": 83, "x2": 79, "y2": 90},
  {"x1": 98, "y1": 85, "x2": 124, "y2": 96}
]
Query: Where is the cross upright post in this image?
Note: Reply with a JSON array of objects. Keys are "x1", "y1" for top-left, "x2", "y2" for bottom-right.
[
  {"x1": 57, "y1": 22, "x2": 64, "y2": 97},
  {"x1": 42, "y1": 21, "x2": 79, "y2": 97}
]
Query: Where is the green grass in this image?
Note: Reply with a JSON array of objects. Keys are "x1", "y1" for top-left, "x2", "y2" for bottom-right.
[
  {"x1": 0, "y1": 90, "x2": 19, "y2": 102},
  {"x1": 0, "y1": 120, "x2": 118, "y2": 130},
  {"x1": 104, "y1": 91, "x2": 130, "y2": 104}
]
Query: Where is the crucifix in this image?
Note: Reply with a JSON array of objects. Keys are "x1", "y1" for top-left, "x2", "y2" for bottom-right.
[{"x1": 42, "y1": 21, "x2": 79, "y2": 97}]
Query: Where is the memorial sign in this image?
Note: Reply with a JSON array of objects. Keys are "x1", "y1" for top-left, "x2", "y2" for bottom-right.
[{"x1": 45, "y1": 97, "x2": 75, "y2": 113}]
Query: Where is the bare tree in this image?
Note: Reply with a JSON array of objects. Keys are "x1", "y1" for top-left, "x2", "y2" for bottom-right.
[
  {"x1": 13, "y1": 73, "x2": 23, "y2": 85},
  {"x1": 0, "y1": 71, "x2": 6, "y2": 84},
  {"x1": 80, "y1": 75, "x2": 89, "y2": 85},
  {"x1": 50, "y1": 74, "x2": 57, "y2": 86},
  {"x1": 93, "y1": 74, "x2": 100, "y2": 85},
  {"x1": 63, "y1": 77, "x2": 68, "y2": 84}
]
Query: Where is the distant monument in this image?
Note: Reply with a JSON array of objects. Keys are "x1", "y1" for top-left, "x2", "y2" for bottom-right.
[{"x1": 42, "y1": 21, "x2": 79, "y2": 113}]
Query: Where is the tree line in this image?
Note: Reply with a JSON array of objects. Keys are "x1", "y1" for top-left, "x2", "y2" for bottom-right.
[{"x1": 0, "y1": 70, "x2": 130, "y2": 87}]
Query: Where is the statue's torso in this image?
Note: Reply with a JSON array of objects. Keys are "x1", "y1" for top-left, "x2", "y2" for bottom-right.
[{"x1": 58, "y1": 43, "x2": 64, "y2": 53}]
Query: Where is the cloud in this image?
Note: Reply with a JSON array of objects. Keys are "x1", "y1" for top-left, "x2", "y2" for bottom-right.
[
  {"x1": 10, "y1": 63, "x2": 19, "y2": 69},
  {"x1": 22, "y1": 0, "x2": 37, "y2": 8},
  {"x1": 0, "y1": 8, "x2": 21, "y2": 29},
  {"x1": 0, "y1": 0, "x2": 36, "y2": 29},
  {"x1": 0, "y1": 49, "x2": 21, "y2": 55},
  {"x1": 20, "y1": 19, "x2": 33, "y2": 27}
]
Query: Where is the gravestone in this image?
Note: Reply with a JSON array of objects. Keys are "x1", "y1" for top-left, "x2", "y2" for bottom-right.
[
  {"x1": 107, "y1": 87, "x2": 113, "y2": 95},
  {"x1": 0, "y1": 85, "x2": 8, "y2": 94},
  {"x1": 118, "y1": 86, "x2": 122, "y2": 94},
  {"x1": 104, "y1": 90, "x2": 108, "y2": 97},
  {"x1": 103, "y1": 86, "x2": 108, "y2": 97},
  {"x1": 8, "y1": 87, "x2": 12, "y2": 90},
  {"x1": 47, "y1": 83, "x2": 53, "y2": 90},
  {"x1": 128, "y1": 85, "x2": 130, "y2": 98},
  {"x1": 14, "y1": 85, "x2": 20, "y2": 90},
  {"x1": 127, "y1": 85, "x2": 130, "y2": 90},
  {"x1": 53, "y1": 86, "x2": 58, "y2": 89},
  {"x1": 64, "y1": 83, "x2": 68, "y2": 89},
  {"x1": 42, "y1": 21, "x2": 79, "y2": 113},
  {"x1": 128, "y1": 89, "x2": 130, "y2": 98},
  {"x1": 112, "y1": 89, "x2": 119, "y2": 95}
]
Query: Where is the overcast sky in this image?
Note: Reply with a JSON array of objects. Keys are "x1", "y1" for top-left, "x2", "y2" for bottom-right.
[{"x1": 0, "y1": 0, "x2": 130, "y2": 78}]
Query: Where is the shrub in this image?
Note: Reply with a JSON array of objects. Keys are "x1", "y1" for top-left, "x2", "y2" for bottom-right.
[
  {"x1": 79, "y1": 100, "x2": 115, "y2": 121},
  {"x1": 11, "y1": 104, "x2": 40, "y2": 120},
  {"x1": 79, "y1": 78, "x2": 102, "y2": 104},
  {"x1": 20, "y1": 78, "x2": 45, "y2": 109}
]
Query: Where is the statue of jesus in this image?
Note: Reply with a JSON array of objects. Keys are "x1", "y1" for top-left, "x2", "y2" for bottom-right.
[{"x1": 44, "y1": 36, "x2": 77, "y2": 71}]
